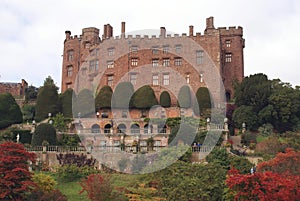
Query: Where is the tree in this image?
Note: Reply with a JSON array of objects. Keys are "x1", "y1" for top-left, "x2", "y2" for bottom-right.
[
  {"x1": 52, "y1": 112, "x2": 68, "y2": 132},
  {"x1": 159, "y1": 91, "x2": 171, "y2": 107},
  {"x1": 25, "y1": 85, "x2": 38, "y2": 102},
  {"x1": 177, "y1": 85, "x2": 191, "y2": 108},
  {"x1": 196, "y1": 87, "x2": 212, "y2": 112},
  {"x1": 0, "y1": 93, "x2": 23, "y2": 129},
  {"x1": 59, "y1": 88, "x2": 73, "y2": 118},
  {"x1": 95, "y1": 85, "x2": 113, "y2": 110},
  {"x1": 43, "y1": 75, "x2": 59, "y2": 90},
  {"x1": 258, "y1": 148, "x2": 300, "y2": 176},
  {"x1": 31, "y1": 123, "x2": 57, "y2": 146},
  {"x1": 35, "y1": 84, "x2": 60, "y2": 122},
  {"x1": 22, "y1": 104, "x2": 35, "y2": 122},
  {"x1": 73, "y1": 89, "x2": 95, "y2": 118},
  {"x1": 130, "y1": 85, "x2": 158, "y2": 109},
  {"x1": 112, "y1": 82, "x2": 134, "y2": 109},
  {"x1": 234, "y1": 73, "x2": 271, "y2": 112},
  {"x1": 226, "y1": 168, "x2": 300, "y2": 201},
  {"x1": 80, "y1": 174, "x2": 127, "y2": 201},
  {"x1": 0, "y1": 141, "x2": 36, "y2": 201},
  {"x1": 232, "y1": 105, "x2": 258, "y2": 130},
  {"x1": 206, "y1": 147, "x2": 230, "y2": 168}
]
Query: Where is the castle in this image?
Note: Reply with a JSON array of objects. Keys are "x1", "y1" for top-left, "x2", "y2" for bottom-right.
[{"x1": 61, "y1": 17, "x2": 245, "y2": 149}]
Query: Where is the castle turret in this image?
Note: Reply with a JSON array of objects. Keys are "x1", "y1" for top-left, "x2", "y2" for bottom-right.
[
  {"x1": 65, "y1": 30, "x2": 71, "y2": 40},
  {"x1": 189, "y1": 25, "x2": 194, "y2": 36},
  {"x1": 160, "y1": 27, "x2": 166, "y2": 38}
]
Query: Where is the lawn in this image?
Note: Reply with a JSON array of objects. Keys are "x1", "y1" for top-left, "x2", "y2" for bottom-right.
[
  {"x1": 256, "y1": 135, "x2": 268, "y2": 143},
  {"x1": 57, "y1": 180, "x2": 89, "y2": 201}
]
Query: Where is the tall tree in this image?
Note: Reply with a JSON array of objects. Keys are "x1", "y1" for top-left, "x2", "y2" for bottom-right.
[
  {"x1": 112, "y1": 82, "x2": 134, "y2": 109},
  {"x1": 130, "y1": 85, "x2": 158, "y2": 109},
  {"x1": 160, "y1": 91, "x2": 171, "y2": 107},
  {"x1": 196, "y1": 87, "x2": 212, "y2": 112},
  {"x1": 177, "y1": 85, "x2": 191, "y2": 108},
  {"x1": 234, "y1": 73, "x2": 271, "y2": 111},
  {"x1": 0, "y1": 141, "x2": 36, "y2": 201},
  {"x1": 73, "y1": 89, "x2": 95, "y2": 118},
  {"x1": 59, "y1": 88, "x2": 73, "y2": 118},
  {"x1": 35, "y1": 77, "x2": 60, "y2": 122},
  {"x1": 95, "y1": 86, "x2": 113, "y2": 110},
  {"x1": 31, "y1": 123, "x2": 57, "y2": 146},
  {"x1": 0, "y1": 93, "x2": 23, "y2": 128}
]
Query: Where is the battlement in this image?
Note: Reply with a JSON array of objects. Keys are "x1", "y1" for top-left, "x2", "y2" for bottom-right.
[{"x1": 218, "y1": 26, "x2": 243, "y2": 36}]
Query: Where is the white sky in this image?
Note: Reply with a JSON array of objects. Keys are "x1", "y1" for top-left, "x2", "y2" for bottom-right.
[{"x1": 0, "y1": 0, "x2": 300, "y2": 89}]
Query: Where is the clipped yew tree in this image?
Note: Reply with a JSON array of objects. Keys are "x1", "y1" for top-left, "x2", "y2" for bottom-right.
[
  {"x1": 160, "y1": 91, "x2": 171, "y2": 107},
  {"x1": 0, "y1": 93, "x2": 23, "y2": 129},
  {"x1": 59, "y1": 88, "x2": 73, "y2": 118},
  {"x1": 131, "y1": 85, "x2": 158, "y2": 109},
  {"x1": 112, "y1": 82, "x2": 134, "y2": 109},
  {"x1": 177, "y1": 85, "x2": 191, "y2": 108},
  {"x1": 31, "y1": 123, "x2": 57, "y2": 146},
  {"x1": 95, "y1": 85, "x2": 113, "y2": 110},
  {"x1": 73, "y1": 89, "x2": 94, "y2": 118},
  {"x1": 35, "y1": 77, "x2": 60, "y2": 122},
  {"x1": 196, "y1": 87, "x2": 212, "y2": 112}
]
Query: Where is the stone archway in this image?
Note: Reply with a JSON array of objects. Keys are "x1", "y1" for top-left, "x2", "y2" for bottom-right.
[
  {"x1": 130, "y1": 123, "x2": 140, "y2": 134},
  {"x1": 91, "y1": 124, "x2": 100, "y2": 133}
]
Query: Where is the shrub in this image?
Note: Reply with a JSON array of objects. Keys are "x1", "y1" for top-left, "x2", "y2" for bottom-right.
[
  {"x1": 56, "y1": 153, "x2": 96, "y2": 167},
  {"x1": 31, "y1": 123, "x2": 57, "y2": 146},
  {"x1": 59, "y1": 88, "x2": 73, "y2": 118},
  {"x1": 258, "y1": 123, "x2": 274, "y2": 136},
  {"x1": 177, "y1": 85, "x2": 191, "y2": 108},
  {"x1": 112, "y1": 82, "x2": 134, "y2": 109},
  {"x1": 95, "y1": 85, "x2": 113, "y2": 110},
  {"x1": 195, "y1": 87, "x2": 212, "y2": 112},
  {"x1": 0, "y1": 93, "x2": 23, "y2": 129},
  {"x1": 159, "y1": 91, "x2": 171, "y2": 107},
  {"x1": 35, "y1": 85, "x2": 60, "y2": 122},
  {"x1": 241, "y1": 131, "x2": 257, "y2": 146},
  {"x1": 80, "y1": 174, "x2": 127, "y2": 201},
  {"x1": 131, "y1": 85, "x2": 158, "y2": 109},
  {"x1": 28, "y1": 189, "x2": 67, "y2": 201},
  {"x1": 32, "y1": 173, "x2": 57, "y2": 193},
  {"x1": 56, "y1": 164, "x2": 97, "y2": 182}
]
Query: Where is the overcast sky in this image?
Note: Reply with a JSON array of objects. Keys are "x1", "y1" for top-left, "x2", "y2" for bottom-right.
[{"x1": 0, "y1": 0, "x2": 299, "y2": 90}]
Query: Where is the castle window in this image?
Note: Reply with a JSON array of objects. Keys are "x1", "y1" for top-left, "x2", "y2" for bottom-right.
[
  {"x1": 186, "y1": 74, "x2": 190, "y2": 84},
  {"x1": 225, "y1": 53, "x2": 232, "y2": 63},
  {"x1": 163, "y1": 58, "x2": 170, "y2": 67},
  {"x1": 152, "y1": 74, "x2": 159, "y2": 85},
  {"x1": 163, "y1": 46, "x2": 169, "y2": 54},
  {"x1": 85, "y1": 42, "x2": 90, "y2": 49},
  {"x1": 131, "y1": 58, "x2": 138, "y2": 66},
  {"x1": 107, "y1": 75, "x2": 114, "y2": 86},
  {"x1": 152, "y1": 46, "x2": 159, "y2": 54},
  {"x1": 89, "y1": 60, "x2": 95, "y2": 71},
  {"x1": 67, "y1": 50, "x2": 74, "y2": 61},
  {"x1": 107, "y1": 60, "x2": 114, "y2": 68},
  {"x1": 95, "y1": 60, "x2": 99, "y2": 71},
  {"x1": 108, "y1": 48, "x2": 114, "y2": 56},
  {"x1": 130, "y1": 73, "x2": 137, "y2": 85},
  {"x1": 131, "y1": 46, "x2": 138, "y2": 53},
  {"x1": 163, "y1": 74, "x2": 169, "y2": 85},
  {"x1": 152, "y1": 59, "x2": 159, "y2": 67},
  {"x1": 226, "y1": 40, "x2": 231, "y2": 47},
  {"x1": 66, "y1": 82, "x2": 72, "y2": 89},
  {"x1": 175, "y1": 45, "x2": 181, "y2": 53},
  {"x1": 196, "y1": 50, "x2": 204, "y2": 64},
  {"x1": 95, "y1": 48, "x2": 100, "y2": 57},
  {"x1": 67, "y1": 66, "x2": 73, "y2": 77},
  {"x1": 174, "y1": 57, "x2": 182, "y2": 66}
]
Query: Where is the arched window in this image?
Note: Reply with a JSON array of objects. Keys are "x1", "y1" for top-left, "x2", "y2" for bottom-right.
[
  {"x1": 130, "y1": 123, "x2": 140, "y2": 134},
  {"x1": 91, "y1": 124, "x2": 100, "y2": 133},
  {"x1": 104, "y1": 124, "x2": 112, "y2": 133},
  {"x1": 158, "y1": 124, "x2": 167, "y2": 133},
  {"x1": 117, "y1": 124, "x2": 126, "y2": 134},
  {"x1": 144, "y1": 124, "x2": 153, "y2": 134}
]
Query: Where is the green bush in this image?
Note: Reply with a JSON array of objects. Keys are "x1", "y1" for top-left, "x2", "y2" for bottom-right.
[
  {"x1": 0, "y1": 93, "x2": 23, "y2": 128},
  {"x1": 241, "y1": 131, "x2": 257, "y2": 146},
  {"x1": 59, "y1": 88, "x2": 73, "y2": 118},
  {"x1": 159, "y1": 91, "x2": 171, "y2": 107},
  {"x1": 95, "y1": 85, "x2": 113, "y2": 110},
  {"x1": 22, "y1": 104, "x2": 35, "y2": 122},
  {"x1": 35, "y1": 85, "x2": 60, "y2": 122},
  {"x1": 112, "y1": 82, "x2": 134, "y2": 109},
  {"x1": 73, "y1": 89, "x2": 95, "y2": 118},
  {"x1": 32, "y1": 173, "x2": 57, "y2": 193},
  {"x1": 56, "y1": 165, "x2": 98, "y2": 182},
  {"x1": 31, "y1": 123, "x2": 57, "y2": 146},
  {"x1": 177, "y1": 85, "x2": 191, "y2": 108},
  {"x1": 12, "y1": 130, "x2": 32, "y2": 144},
  {"x1": 195, "y1": 87, "x2": 212, "y2": 112},
  {"x1": 130, "y1": 85, "x2": 158, "y2": 109}
]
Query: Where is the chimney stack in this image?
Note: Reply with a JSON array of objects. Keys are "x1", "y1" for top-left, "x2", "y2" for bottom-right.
[
  {"x1": 121, "y1": 22, "x2": 125, "y2": 37},
  {"x1": 65, "y1": 30, "x2": 71, "y2": 40},
  {"x1": 103, "y1": 25, "x2": 108, "y2": 39},
  {"x1": 160, "y1": 27, "x2": 166, "y2": 38},
  {"x1": 189, "y1": 25, "x2": 194, "y2": 36},
  {"x1": 206, "y1": 16, "x2": 215, "y2": 29}
]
